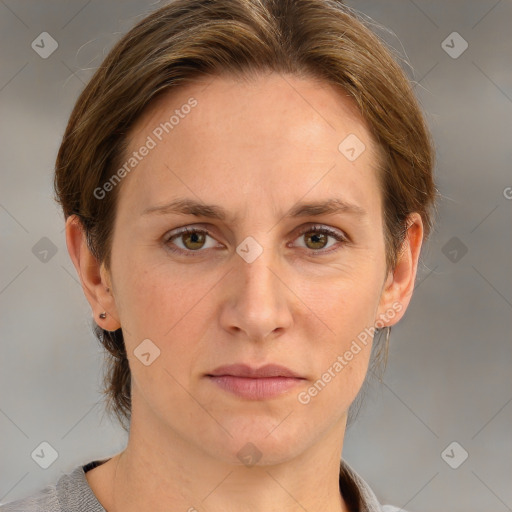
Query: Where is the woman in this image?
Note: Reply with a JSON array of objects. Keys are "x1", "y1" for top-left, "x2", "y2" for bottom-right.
[{"x1": 1, "y1": 0, "x2": 436, "y2": 510}]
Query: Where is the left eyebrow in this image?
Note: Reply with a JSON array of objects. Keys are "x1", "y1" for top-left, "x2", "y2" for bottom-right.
[
  {"x1": 287, "y1": 198, "x2": 367, "y2": 218},
  {"x1": 141, "y1": 197, "x2": 367, "y2": 221}
]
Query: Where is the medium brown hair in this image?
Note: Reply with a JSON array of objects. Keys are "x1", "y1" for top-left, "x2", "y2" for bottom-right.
[{"x1": 54, "y1": 0, "x2": 437, "y2": 431}]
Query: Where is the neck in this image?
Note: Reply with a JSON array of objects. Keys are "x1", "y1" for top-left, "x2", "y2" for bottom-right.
[{"x1": 100, "y1": 398, "x2": 351, "y2": 512}]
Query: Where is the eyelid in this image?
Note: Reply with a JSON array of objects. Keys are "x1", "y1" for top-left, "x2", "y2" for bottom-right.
[
  {"x1": 294, "y1": 223, "x2": 348, "y2": 241},
  {"x1": 164, "y1": 224, "x2": 216, "y2": 240}
]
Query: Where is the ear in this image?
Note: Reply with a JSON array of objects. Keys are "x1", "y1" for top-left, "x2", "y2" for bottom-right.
[
  {"x1": 65, "y1": 215, "x2": 121, "y2": 332},
  {"x1": 375, "y1": 212, "x2": 424, "y2": 326}
]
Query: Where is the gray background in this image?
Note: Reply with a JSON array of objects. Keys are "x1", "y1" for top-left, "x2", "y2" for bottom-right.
[{"x1": 1, "y1": 1, "x2": 511, "y2": 510}]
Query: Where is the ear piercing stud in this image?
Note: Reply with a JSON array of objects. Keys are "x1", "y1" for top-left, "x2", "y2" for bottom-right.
[{"x1": 99, "y1": 287, "x2": 110, "y2": 319}]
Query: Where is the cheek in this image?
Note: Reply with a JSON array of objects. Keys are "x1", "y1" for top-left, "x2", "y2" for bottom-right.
[
  {"x1": 120, "y1": 264, "x2": 208, "y2": 414},
  {"x1": 113, "y1": 252, "x2": 188, "y2": 333},
  {"x1": 300, "y1": 349, "x2": 372, "y2": 409},
  {"x1": 299, "y1": 270, "x2": 381, "y2": 390},
  {"x1": 301, "y1": 261, "x2": 383, "y2": 334},
  {"x1": 115, "y1": 259, "x2": 212, "y2": 375},
  {"x1": 298, "y1": 291, "x2": 375, "y2": 414}
]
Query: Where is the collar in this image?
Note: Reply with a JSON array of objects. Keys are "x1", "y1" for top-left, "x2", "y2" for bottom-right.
[
  {"x1": 78, "y1": 457, "x2": 385, "y2": 511},
  {"x1": 339, "y1": 458, "x2": 384, "y2": 512}
]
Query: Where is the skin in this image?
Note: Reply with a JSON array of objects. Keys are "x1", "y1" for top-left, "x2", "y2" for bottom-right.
[{"x1": 66, "y1": 71, "x2": 423, "y2": 512}]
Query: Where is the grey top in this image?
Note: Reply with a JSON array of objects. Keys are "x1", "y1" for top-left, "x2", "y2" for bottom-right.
[{"x1": 1, "y1": 458, "x2": 398, "y2": 511}]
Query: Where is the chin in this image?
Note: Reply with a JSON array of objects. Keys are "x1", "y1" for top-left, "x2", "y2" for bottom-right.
[{"x1": 197, "y1": 417, "x2": 315, "y2": 467}]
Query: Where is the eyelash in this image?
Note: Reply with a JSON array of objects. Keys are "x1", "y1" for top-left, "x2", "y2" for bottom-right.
[{"x1": 164, "y1": 224, "x2": 348, "y2": 257}]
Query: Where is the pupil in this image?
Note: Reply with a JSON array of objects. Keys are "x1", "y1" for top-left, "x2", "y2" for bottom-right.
[
  {"x1": 308, "y1": 232, "x2": 326, "y2": 249},
  {"x1": 185, "y1": 232, "x2": 204, "y2": 249}
]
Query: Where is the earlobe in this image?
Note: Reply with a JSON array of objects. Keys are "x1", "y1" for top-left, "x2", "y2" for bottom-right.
[
  {"x1": 375, "y1": 213, "x2": 424, "y2": 327},
  {"x1": 65, "y1": 215, "x2": 121, "y2": 332}
]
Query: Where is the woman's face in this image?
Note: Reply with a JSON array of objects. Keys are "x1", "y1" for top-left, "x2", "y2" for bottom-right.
[{"x1": 94, "y1": 72, "x2": 418, "y2": 464}]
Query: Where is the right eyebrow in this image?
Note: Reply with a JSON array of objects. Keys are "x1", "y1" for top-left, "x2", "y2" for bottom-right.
[{"x1": 141, "y1": 198, "x2": 229, "y2": 220}]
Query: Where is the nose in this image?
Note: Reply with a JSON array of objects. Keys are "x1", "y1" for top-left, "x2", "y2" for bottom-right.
[{"x1": 218, "y1": 243, "x2": 293, "y2": 342}]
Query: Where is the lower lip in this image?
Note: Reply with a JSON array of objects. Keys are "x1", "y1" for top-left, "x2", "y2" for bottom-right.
[{"x1": 207, "y1": 375, "x2": 304, "y2": 400}]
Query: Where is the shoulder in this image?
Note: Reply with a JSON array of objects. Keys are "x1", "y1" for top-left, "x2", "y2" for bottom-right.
[
  {"x1": 0, "y1": 463, "x2": 105, "y2": 512},
  {"x1": 0, "y1": 484, "x2": 60, "y2": 512}
]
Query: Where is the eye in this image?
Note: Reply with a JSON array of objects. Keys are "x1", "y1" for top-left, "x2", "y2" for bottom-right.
[
  {"x1": 164, "y1": 226, "x2": 219, "y2": 256},
  {"x1": 291, "y1": 224, "x2": 348, "y2": 254},
  {"x1": 164, "y1": 224, "x2": 348, "y2": 257}
]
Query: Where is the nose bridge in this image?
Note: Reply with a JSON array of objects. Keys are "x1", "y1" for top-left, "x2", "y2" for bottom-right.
[
  {"x1": 237, "y1": 235, "x2": 280, "y2": 305},
  {"x1": 223, "y1": 232, "x2": 292, "y2": 339}
]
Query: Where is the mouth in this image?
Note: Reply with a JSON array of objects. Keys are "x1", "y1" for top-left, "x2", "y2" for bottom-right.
[{"x1": 206, "y1": 364, "x2": 306, "y2": 400}]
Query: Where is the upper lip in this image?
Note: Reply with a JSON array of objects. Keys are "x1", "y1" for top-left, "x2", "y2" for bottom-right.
[{"x1": 207, "y1": 364, "x2": 304, "y2": 379}]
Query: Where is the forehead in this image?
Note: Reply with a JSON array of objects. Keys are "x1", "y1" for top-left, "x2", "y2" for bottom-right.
[{"x1": 117, "y1": 72, "x2": 383, "y2": 221}]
